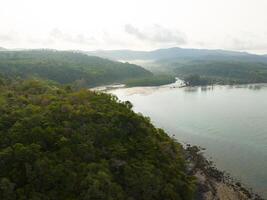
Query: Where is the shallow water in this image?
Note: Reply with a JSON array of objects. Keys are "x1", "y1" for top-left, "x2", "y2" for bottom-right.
[{"x1": 111, "y1": 83, "x2": 267, "y2": 198}]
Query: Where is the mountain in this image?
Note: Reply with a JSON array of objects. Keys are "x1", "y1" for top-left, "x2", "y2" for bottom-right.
[
  {"x1": 87, "y1": 47, "x2": 267, "y2": 85},
  {"x1": 87, "y1": 47, "x2": 267, "y2": 62},
  {"x1": 0, "y1": 50, "x2": 152, "y2": 87},
  {"x1": 0, "y1": 47, "x2": 7, "y2": 51}
]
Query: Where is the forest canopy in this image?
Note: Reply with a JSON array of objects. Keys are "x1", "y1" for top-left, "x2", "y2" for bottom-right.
[
  {"x1": 0, "y1": 50, "x2": 152, "y2": 87},
  {"x1": 0, "y1": 78, "x2": 195, "y2": 200}
]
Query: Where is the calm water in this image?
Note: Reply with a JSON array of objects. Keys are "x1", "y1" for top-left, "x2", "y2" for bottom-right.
[{"x1": 111, "y1": 83, "x2": 267, "y2": 198}]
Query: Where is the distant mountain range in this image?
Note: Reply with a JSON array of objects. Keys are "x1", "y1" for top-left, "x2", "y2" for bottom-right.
[
  {"x1": 1, "y1": 47, "x2": 267, "y2": 86},
  {"x1": 87, "y1": 47, "x2": 267, "y2": 85},
  {"x1": 87, "y1": 47, "x2": 267, "y2": 63},
  {"x1": 0, "y1": 47, "x2": 7, "y2": 51}
]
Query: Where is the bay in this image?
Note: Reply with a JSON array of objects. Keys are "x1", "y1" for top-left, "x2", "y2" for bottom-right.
[{"x1": 111, "y1": 82, "x2": 267, "y2": 198}]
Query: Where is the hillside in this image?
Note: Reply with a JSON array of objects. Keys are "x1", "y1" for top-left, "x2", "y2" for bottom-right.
[
  {"x1": 87, "y1": 47, "x2": 267, "y2": 85},
  {"x1": 173, "y1": 60, "x2": 267, "y2": 84},
  {"x1": 87, "y1": 47, "x2": 267, "y2": 62},
  {"x1": 0, "y1": 50, "x2": 152, "y2": 87},
  {"x1": 0, "y1": 78, "x2": 195, "y2": 199},
  {"x1": 0, "y1": 47, "x2": 7, "y2": 51}
]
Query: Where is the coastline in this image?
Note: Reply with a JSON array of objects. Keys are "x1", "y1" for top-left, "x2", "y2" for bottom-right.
[
  {"x1": 92, "y1": 81, "x2": 266, "y2": 200},
  {"x1": 90, "y1": 78, "x2": 267, "y2": 93},
  {"x1": 90, "y1": 77, "x2": 184, "y2": 92},
  {"x1": 185, "y1": 145, "x2": 264, "y2": 200}
]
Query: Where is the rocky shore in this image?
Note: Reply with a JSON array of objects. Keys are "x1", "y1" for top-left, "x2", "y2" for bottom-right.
[{"x1": 185, "y1": 145, "x2": 264, "y2": 200}]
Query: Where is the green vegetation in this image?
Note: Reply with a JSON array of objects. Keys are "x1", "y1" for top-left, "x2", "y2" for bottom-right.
[
  {"x1": 183, "y1": 75, "x2": 212, "y2": 86},
  {"x1": 0, "y1": 50, "x2": 152, "y2": 88},
  {"x1": 175, "y1": 61, "x2": 267, "y2": 85},
  {"x1": 0, "y1": 78, "x2": 195, "y2": 200},
  {"x1": 4, "y1": 48, "x2": 266, "y2": 87},
  {"x1": 125, "y1": 75, "x2": 176, "y2": 87},
  {"x1": 89, "y1": 48, "x2": 267, "y2": 86}
]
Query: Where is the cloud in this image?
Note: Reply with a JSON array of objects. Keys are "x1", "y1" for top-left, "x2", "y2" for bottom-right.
[
  {"x1": 230, "y1": 38, "x2": 267, "y2": 51},
  {"x1": 124, "y1": 24, "x2": 147, "y2": 40},
  {"x1": 124, "y1": 24, "x2": 187, "y2": 45},
  {"x1": 0, "y1": 29, "x2": 99, "y2": 49},
  {"x1": 221, "y1": 32, "x2": 267, "y2": 52},
  {"x1": 0, "y1": 31, "x2": 20, "y2": 43},
  {"x1": 49, "y1": 28, "x2": 96, "y2": 45}
]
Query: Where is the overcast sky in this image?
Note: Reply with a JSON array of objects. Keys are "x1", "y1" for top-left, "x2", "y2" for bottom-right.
[{"x1": 1, "y1": 0, "x2": 267, "y2": 53}]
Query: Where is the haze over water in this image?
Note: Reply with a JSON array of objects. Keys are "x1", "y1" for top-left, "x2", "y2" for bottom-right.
[{"x1": 111, "y1": 83, "x2": 267, "y2": 198}]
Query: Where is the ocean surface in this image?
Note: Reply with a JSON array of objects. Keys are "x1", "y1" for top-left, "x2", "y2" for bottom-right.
[{"x1": 110, "y1": 82, "x2": 267, "y2": 198}]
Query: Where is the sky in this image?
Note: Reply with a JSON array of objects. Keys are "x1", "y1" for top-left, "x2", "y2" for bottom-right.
[{"x1": 1, "y1": 0, "x2": 267, "y2": 54}]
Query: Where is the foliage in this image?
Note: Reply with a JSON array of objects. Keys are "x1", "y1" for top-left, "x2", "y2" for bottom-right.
[
  {"x1": 183, "y1": 75, "x2": 211, "y2": 86},
  {"x1": 0, "y1": 50, "x2": 152, "y2": 87},
  {"x1": 87, "y1": 47, "x2": 267, "y2": 85},
  {"x1": 0, "y1": 79, "x2": 195, "y2": 200},
  {"x1": 173, "y1": 60, "x2": 267, "y2": 85}
]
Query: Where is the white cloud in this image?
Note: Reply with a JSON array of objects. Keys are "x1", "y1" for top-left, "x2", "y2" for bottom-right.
[
  {"x1": 49, "y1": 28, "x2": 96, "y2": 45},
  {"x1": 218, "y1": 32, "x2": 267, "y2": 53},
  {"x1": 124, "y1": 24, "x2": 147, "y2": 40},
  {"x1": 0, "y1": 0, "x2": 267, "y2": 53},
  {"x1": 0, "y1": 31, "x2": 20, "y2": 43},
  {"x1": 124, "y1": 24, "x2": 187, "y2": 45}
]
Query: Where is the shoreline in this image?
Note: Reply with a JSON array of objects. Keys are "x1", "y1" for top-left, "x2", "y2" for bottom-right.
[
  {"x1": 185, "y1": 145, "x2": 264, "y2": 200},
  {"x1": 98, "y1": 82, "x2": 266, "y2": 199},
  {"x1": 90, "y1": 79, "x2": 267, "y2": 93}
]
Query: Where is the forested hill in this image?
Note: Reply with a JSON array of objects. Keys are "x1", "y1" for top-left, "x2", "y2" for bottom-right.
[
  {"x1": 87, "y1": 47, "x2": 267, "y2": 85},
  {"x1": 87, "y1": 47, "x2": 267, "y2": 62},
  {"x1": 0, "y1": 50, "x2": 152, "y2": 87},
  {"x1": 0, "y1": 78, "x2": 195, "y2": 199}
]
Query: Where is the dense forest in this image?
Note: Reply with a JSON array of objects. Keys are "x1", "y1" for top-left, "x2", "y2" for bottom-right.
[
  {"x1": 0, "y1": 50, "x2": 152, "y2": 87},
  {"x1": 0, "y1": 77, "x2": 195, "y2": 200},
  {"x1": 2, "y1": 48, "x2": 266, "y2": 87},
  {"x1": 89, "y1": 47, "x2": 267, "y2": 85},
  {"x1": 173, "y1": 60, "x2": 267, "y2": 85}
]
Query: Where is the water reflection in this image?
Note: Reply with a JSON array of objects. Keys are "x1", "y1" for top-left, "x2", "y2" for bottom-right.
[
  {"x1": 182, "y1": 85, "x2": 215, "y2": 93},
  {"x1": 247, "y1": 84, "x2": 264, "y2": 90},
  {"x1": 111, "y1": 83, "x2": 267, "y2": 198},
  {"x1": 183, "y1": 87, "x2": 199, "y2": 93},
  {"x1": 178, "y1": 83, "x2": 267, "y2": 94},
  {"x1": 110, "y1": 83, "x2": 267, "y2": 98},
  {"x1": 227, "y1": 84, "x2": 267, "y2": 90},
  {"x1": 201, "y1": 86, "x2": 214, "y2": 92}
]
